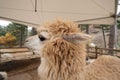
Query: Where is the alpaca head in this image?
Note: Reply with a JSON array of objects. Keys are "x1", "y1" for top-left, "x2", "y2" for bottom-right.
[
  {"x1": 25, "y1": 20, "x2": 91, "y2": 80},
  {"x1": 25, "y1": 20, "x2": 91, "y2": 55},
  {"x1": 0, "y1": 72, "x2": 7, "y2": 80}
]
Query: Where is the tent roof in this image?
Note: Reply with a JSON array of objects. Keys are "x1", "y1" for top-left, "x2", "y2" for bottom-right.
[{"x1": 0, "y1": 0, "x2": 118, "y2": 27}]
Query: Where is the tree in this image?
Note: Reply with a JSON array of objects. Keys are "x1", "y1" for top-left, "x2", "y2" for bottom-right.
[
  {"x1": 6, "y1": 23, "x2": 28, "y2": 47},
  {"x1": 108, "y1": 25, "x2": 117, "y2": 55},
  {"x1": 0, "y1": 32, "x2": 16, "y2": 47},
  {"x1": 0, "y1": 25, "x2": 6, "y2": 36},
  {"x1": 117, "y1": 20, "x2": 120, "y2": 29},
  {"x1": 0, "y1": 23, "x2": 28, "y2": 48},
  {"x1": 31, "y1": 27, "x2": 37, "y2": 36}
]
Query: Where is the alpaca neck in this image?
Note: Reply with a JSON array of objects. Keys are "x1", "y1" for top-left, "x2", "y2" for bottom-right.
[{"x1": 39, "y1": 39, "x2": 87, "y2": 80}]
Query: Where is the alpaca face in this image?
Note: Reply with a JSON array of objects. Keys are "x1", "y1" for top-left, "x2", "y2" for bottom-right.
[
  {"x1": 25, "y1": 31, "x2": 51, "y2": 55},
  {"x1": 0, "y1": 72, "x2": 7, "y2": 80},
  {"x1": 25, "y1": 30, "x2": 91, "y2": 56}
]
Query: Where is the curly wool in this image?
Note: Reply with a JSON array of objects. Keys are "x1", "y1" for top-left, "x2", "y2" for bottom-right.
[
  {"x1": 85, "y1": 55, "x2": 120, "y2": 80},
  {"x1": 36, "y1": 20, "x2": 120, "y2": 80},
  {"x1": 37, "y1": 20, "x2": 80, "y2": 36},
  {"x1": 38, "y1": 37, "x2": 86, "y2": 80}
]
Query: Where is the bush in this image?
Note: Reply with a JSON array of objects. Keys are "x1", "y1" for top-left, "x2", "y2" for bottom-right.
[{"x1": 0, "y1": 32, "x2": 16, "y2": 47}]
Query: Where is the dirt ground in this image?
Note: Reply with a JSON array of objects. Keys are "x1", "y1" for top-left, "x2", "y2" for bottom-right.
[
  {"x1": 8, "y1": 69, "x2": 39, "y2": 80},
  {"x1": 0, "y1": 58, "x2": 40, "y2": 80}
]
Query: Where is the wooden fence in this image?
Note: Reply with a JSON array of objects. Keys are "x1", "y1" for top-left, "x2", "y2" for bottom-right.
[
  {"x1": 0, "y1": 48, "x2": 40, "y2": 63},
  {"x1": 87, "y1": 46, "x2": 120, "y2": 58}
]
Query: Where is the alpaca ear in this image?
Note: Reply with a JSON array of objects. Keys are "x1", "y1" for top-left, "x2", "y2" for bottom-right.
[{"x1": 62, "y1": 33, "x2": 91, "y2": 43}]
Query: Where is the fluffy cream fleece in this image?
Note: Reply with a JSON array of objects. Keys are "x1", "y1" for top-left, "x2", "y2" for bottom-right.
[
  {"x1": 85, "y1": 55, "x2": 120, "y2": 80},
  {"x1": 37, "y1": 20, "x2": 80, "y2": 36},
  {"x1": 25, "y1": 19, "x2": 120, "y2": 80},
  {"x1": 38, "y1": 37, "x2": 86, "y2": 80}
]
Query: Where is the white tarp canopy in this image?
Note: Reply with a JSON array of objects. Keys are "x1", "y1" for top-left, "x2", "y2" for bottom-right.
[{"x1": 0, "y1": 0, "x2": 118, "y2": 27}]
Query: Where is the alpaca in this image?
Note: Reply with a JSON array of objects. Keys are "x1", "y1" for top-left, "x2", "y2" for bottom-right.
[
  {"x1": 25, "y1": 20, "x2": 120, "y2": 80},
  {"x1": 88, "y1": 43, "x2": 96, "y2": 47},
  {"x1": 0, "y1": 72, "x2": 7, "y2": 80},
  {"x1": 86, "y1": 57, "x2": 95, "y2": 64}
]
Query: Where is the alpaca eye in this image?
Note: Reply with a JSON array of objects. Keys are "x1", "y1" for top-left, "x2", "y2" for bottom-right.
[{"x1": 38, "y1": 35, "x2": 46, "y2": 41}]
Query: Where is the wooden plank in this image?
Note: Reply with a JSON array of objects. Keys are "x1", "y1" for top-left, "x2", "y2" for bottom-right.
[
  {"x1": 0, "y1": 54, "x2": 40, "y2": 63},
  {"x1": 87, "y1": 46, "x2": 120, "y2": 59},
  {"x1": 88, "y1": 47, "x2": 120, "y2": 52},
  {"x1": 0, "y1": 58, "x2": 40, "y2": 75},
  {"x1": 0, "y1": 48, "x2": 29, "y2": 53}
]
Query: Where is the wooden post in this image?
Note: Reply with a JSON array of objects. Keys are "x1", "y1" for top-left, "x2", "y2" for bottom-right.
[
  {"x1": 78, "y1": 24, "x2": 81, "y2": 31},
  {"x1": 95, "y1": 46, "x2": 98, "y2": 58},
  {"x1": 20, "y1": 26, "x2": 23, "y2": 47},
  {"x1": 86, "y1": 25, "x2": 89, "y2": 34},
  {"x1": 86, "y1": 25, "x2": 89, "y2": 55},
  {"x1": 101, "y1": 26, "x2": 107, "y2": 48},
  {"x1": 0, "y1": 50, "x2": 1, "y2": 62}
]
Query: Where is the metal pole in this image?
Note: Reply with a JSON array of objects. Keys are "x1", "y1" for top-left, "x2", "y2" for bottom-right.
[
  {"x1": 108, "y1": 0, "x2": 118, "y2": 55},
  {"x1": 35, "y1": 0, "x2": 37, "y2": 12}
]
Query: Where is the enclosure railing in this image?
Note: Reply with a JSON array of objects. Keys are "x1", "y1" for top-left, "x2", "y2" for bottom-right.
[
  {"x1": 0, "y1": 48, "x2": 39, "y2": 63},
  {"x1": 87, "y1": 46, "x2": 120, "y2": 58}
]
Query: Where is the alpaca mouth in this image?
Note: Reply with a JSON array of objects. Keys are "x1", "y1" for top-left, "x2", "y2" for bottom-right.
[
  {"x1": 27, "y1": 47, "x2": 34, "y2": 52},
  {"x1": 23, "y1": 43, "x2": 33, "y2": 51},
  {"x1": 26, "y1": 47, "x2": 36, "y2": 54},
  {"x1": 23, "y1": 43, "x2": 36, "y2": 55}
]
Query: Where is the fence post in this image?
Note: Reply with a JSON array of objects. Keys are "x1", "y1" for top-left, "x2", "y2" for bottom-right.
[
  {"x1": 95, "y1": 46, "x2": 98, "y2": 58},
  {"x1": 0, "y1": 49, "x2": 1, "y2": 63}
]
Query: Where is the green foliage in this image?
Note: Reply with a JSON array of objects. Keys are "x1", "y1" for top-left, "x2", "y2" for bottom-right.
[
  {"x1": 117, "y1": 24, "x2": 120, "y2": 29},
  {"x1": 117, "y1": 41, "x2": 120, "y2": 48},
  {"x1": 80, "y1": 24, "x2": 89, "y2": 31},
  {"x1": 6, "y1": 23, "x2": 28, "y2": 45},
  {"x1": 0, "y1": 25, "x2": 6, "y2": 36}
]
